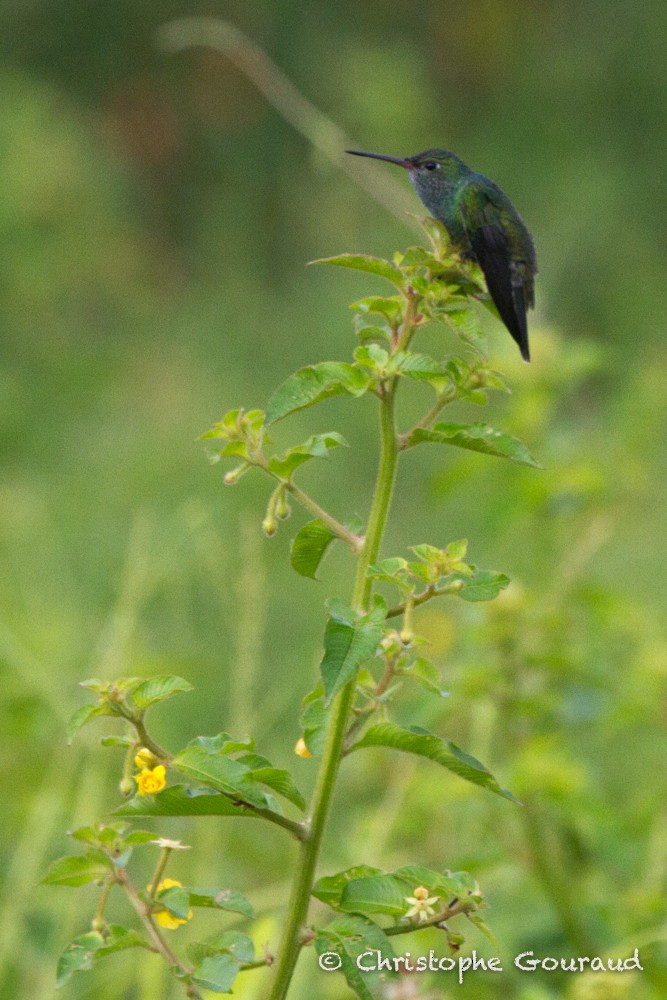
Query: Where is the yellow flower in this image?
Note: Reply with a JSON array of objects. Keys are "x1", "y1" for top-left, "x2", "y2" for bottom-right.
[
  {"x1": 404, "y1": 885, "x2": 440, "y2": 923},
  {"x1": 151, "y1": 878, "x2": 193, "y2": 930},
  {"x1": 294, "y1": 737, "x2": 312, "y2": 759},
  {"x1": 134, "y1": 747, "x2": 158, "y2": 769},
  {"x1": 135, "y1": 764, "x2": 166, "y2": 796}
]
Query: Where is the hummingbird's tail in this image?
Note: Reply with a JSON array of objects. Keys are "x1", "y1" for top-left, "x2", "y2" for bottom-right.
[{"x1": 470, "y1": 225, "x2": 531, "y2": 362}]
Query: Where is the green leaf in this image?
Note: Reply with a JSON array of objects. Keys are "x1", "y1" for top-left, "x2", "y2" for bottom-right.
[
  {"x1": 236, "y1": 754, "x2": 306, "y2": 811},
  {"x1": 299, "y1": 684, "x2": 328, "y2": 757},
  {"x1": 66, "y1": 704, "x2": 114, "y2": 744},
  {"x1": 349, "y1": 295, "x2": 403, "y2": 324},
  {"x1": 457, "y1": 568, "x2": 510, "y2": 602},
  {"x1": 171, "y1": 742, "x2": 271, "y2": 809},
  {"x1": 391, "y1": 351, "x2": 447, "y2": 382},
  {"x1": 193, "y1": 931, "x2": 255, "y2": 965},
  {"x1": 310, "y1": 254, "x2": 404, "y2": 286},
  {"x1": 402, "y1": 657, "x2": 448, "y2": 697},
  {"x1": 56, "y1": 926, "x2": 150, "y2": 987},
  {"x1": 340, "y1": 875, "x2": 410, "y2": 916},
  {"x1": 157, "y1": 884, "x2": 190, "y2": 919},
  {"x1": 444, "y1": 308, "x2": 488, "y2": 357},
  {"x1": 406, "y1": 421, "x2": 541, "y2": 467},
  {"x1": 315, "y1": 915, "x2": 396, "y2": 1000},
  {"x1": 188, "y1": 887, "x2": 254, "y2": 918},
  {"x1": 320, "y1": 597, "x2": 386, "y2": 703},
  {"x1": 348, "y1": 723, "x2": 520, "y2": 802},
  {"x1": 113, "y1": 785, "x2": 259, "y2": 818},
  {"x1": 290, "y1": 519, "x2": 337, "y2": 579},
  {"x1": 41, "y1": 852, "x2": 113, "y2": 887},
  {"x1": 313, "y1": 866, "x2": 385, "y2": 907},
  {"x1": 266, "y1": 363, "x2": 370, "y2": 425},
  {"x1": 466, "y1": 910, "x2": 497, "y2": 945},
  {"x1": 268, "y1": 432, "x2": 348, "y2": 479},
  {"x1": 132, "y1": 675, "x2": 194, "y2": 709},
  {"x1": 353, "y1": 343, "x2": 389, "y2": 374},
  {"x1": 391, "y1": 865, "x2": 479, "y2": 901},
  {"x1": 192, "y1": 954, "x2": 241, "y2": 994}
]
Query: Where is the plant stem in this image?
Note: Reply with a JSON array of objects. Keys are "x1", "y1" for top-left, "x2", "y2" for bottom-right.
[
  {"x1": 117, "y1": 869, "x2": 204, "y2": 1000},
  {"x1": 266, "y1": 381, "x2": 399, "y2": 1000},
  {"x1": 287, "y1": 482, "x2": 363, "y2": 552}
]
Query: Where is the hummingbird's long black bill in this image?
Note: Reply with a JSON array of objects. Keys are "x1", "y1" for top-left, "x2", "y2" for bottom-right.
[{"x1": 345, "y1": 150, "x2": 414, "y2": 170}]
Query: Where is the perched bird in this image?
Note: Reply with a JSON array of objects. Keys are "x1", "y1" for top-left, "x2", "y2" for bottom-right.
[{"x1": 346, "y1": 148, "x2": 537, "y2": 361}]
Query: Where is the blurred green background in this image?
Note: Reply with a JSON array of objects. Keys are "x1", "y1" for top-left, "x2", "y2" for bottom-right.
[{"x1": 1, "y1": 2, "x2": 666, "y2": 998}]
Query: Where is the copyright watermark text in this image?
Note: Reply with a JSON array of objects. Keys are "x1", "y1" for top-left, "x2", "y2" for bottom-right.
[{"x1": 318, "y1": 947, "x2": 643, "y2": 982}]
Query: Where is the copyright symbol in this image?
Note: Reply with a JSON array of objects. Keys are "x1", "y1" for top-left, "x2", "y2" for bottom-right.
[{"x1": 319, "y1": 951, "x2": 342, "y2": 971}]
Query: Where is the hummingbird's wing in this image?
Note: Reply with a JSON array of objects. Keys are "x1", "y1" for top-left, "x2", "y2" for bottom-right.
[{"x1": 459, "y1": 182, "x2": 533, "y2": 362}]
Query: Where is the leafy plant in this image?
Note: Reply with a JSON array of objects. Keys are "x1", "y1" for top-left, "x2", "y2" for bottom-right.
[{"x1": 47, "y1": 221, "x2": 538, "y2": 999}]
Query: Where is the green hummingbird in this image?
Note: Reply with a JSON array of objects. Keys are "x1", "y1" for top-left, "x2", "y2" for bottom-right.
[{"x1": 346, "y1": 148, "x2": 537, "y2": 361}]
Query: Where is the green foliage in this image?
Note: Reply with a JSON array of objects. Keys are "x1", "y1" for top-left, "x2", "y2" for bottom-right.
[
  {"x1": 405, "y1": 421, "x2": 541, "y2": 466},
  {"x1": 57, "y1": 927, "x2": 151, "y2": 988},
  {"x1": 320, "y1": 597, "x2": 386, "y2": 703},
  {"x1": 45, "y1": 228, "x2": 540, "y2": 1000},
  {"x1": 348, "y1": 723, "x2": 520, "y2": 802},
  {"x1": 172, "y1": 734, "x2": 306, "y2": 811}
]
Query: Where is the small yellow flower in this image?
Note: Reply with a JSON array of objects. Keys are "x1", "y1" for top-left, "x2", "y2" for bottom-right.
[
  {"x1": 135, "y1": 764, "x2": 166, "y2": 796},
  {"x1": 134, "y1": 747, "x2": 158, "y2": 769},
  {"x1": 404, "y1": 885, "x2": 440, "y2": 923},
  {"x1": 151, "y1": 878, "x2": 192, "y2": 930},
  {"x1": 294, "y1": 737, "x2": 312, "y2": 759}
]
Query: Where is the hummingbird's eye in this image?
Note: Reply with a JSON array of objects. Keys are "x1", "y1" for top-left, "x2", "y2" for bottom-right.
[{"x1": 423, "y1": 161, "x2": 439, "y2": 171}]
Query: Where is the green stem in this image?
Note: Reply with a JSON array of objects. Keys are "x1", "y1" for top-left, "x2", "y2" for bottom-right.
[
  {"x1": 287, "y1": 481, "x2": 363, "y2": 552},
  {"x1": 267, "y1": 381, "x2": 399, "y2": 1000}
]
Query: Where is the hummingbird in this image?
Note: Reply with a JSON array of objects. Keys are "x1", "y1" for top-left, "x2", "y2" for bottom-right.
[{"x1": 346, "y1": 148, "x2": 537, "y2": 361}]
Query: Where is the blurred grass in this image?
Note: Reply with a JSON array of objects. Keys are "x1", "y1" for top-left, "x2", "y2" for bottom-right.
[{"x1": 1, "y1": 2, "x2": 666, "y2": 997}]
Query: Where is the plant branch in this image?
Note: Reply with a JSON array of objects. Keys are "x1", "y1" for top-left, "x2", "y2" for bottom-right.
[
  {"x1": 116, "y1": 869, "x2": 203, "y2": 1000},
  {"x1": 286, "y1": 481, "x2": 364, "y2": 552},
  {"x1": 398, "y1": 388, "x2": 456, "y2": 450},
  {"x1": 384, "y1": 898, "x2": 468, "y2": 937},
  {"x1": 267, "y1": 376, "x2": 400, "y2": 1000}
]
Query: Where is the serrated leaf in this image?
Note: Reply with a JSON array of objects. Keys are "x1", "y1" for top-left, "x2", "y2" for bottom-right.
[
  {"x1": 247, "y1": 766, "x2": 305, "y2": 811},
  {"x1": 56, "y1": 926, "x2": 150, "y2": 987},
  {"x1": 313, "y1": 866, "x2": 385, "y2": 907},
  {"x1": 457, "y1": 568, "x2": 510, "y2": 602},
  {"x1": 266, "y1": 363, "x2": 370, "y2": 425},
  {"x1": 41, "y1": 852, "x2": 113, "y2": 887},
  {"x1": 349, "y1": 295, "x2": 403, "y2": 323},
  {"x1": 171, "y1": 743, "x2": 270, "y2": 810},
  {"x1": 157, "y1": 885, "x2": 190, "y2": 919},
  {"x1": 197, "y1": 931, "x2": 255, "y2": 965},
  {"x1": 391, "y1": 865, "x2": 476, "y2": 900},
  {"x1": 444, "y1": 308, "x2": 488, "y2": 357},
  {"x1": 99, "y1": 735, "x2": 133, "y2": 748},
  {"x1": 66, "y1": 704, "x2": 114, "y2": 744},
  {"x1": 466, "y1": 911, "x2": 497, "y2": 945},
  {"x1": 349, "y1": 723, "x2": 520, "y2": 802},
  {"x1": 403, "y1": 657, "x2": 448, "y2": 697},
  {"x1": 315, "y1": 915, "x2": 396, "y2": 1000},
  {"x1": 290, "y1": 519, "x2": 337, "y2": 579},
  {"x1": 192, "y1": 954, "x2": 240, "y2": 994},
  {"x1": 189, "y1": 887, "x2": 254, "y2": 918},
  {"x1": 300, "y1": 684, "x2": 328, "y2": 757},
  {"x1": 268, "y1": 432, "x2": 348, "y2": 479},
  {"x1": 310, "y1": 254, "x2": 404, "y2": 286},
  {"x1": 340, "y1": 875, "x2": 410, "y2": 916},
  {"x1": 132, "y1": 675, "x2": 194, "y2": 709},
  {"x1": 391, "y1": 351, "x2": 447, "y2": 382},
  {"x1": 407, "y1": 421, "x2": 541, "y2": 467},
  {"x1": 113, "y1": 785, "x2": 258, "y2": 818},
  {"x1": 320, "y1": 597, "x2": 386, "y2": 703}
]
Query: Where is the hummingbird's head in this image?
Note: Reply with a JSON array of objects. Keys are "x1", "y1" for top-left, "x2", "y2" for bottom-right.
[{"x1": 345, "y1": 148, "x2": 465, "y2": 212}]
